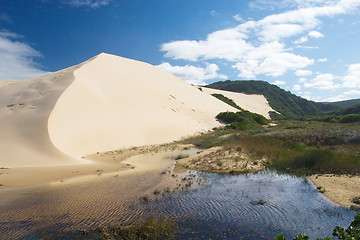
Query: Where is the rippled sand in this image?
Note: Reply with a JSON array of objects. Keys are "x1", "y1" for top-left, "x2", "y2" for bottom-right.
[{"x1": 0, "y1": 145, "x2": 199, "y2": 239}]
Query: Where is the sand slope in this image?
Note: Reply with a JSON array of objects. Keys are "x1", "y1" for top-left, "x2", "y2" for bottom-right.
[
  {"x1": 48, "y1": 53, "x2": 239, "y2": 159},
  {"x1": 0, "y1": 53, "x2": 275, "y2": 167},
  {"x1": 201, "y1": 87, "x2": 274, "y2": 119},
  {"x1": 0, "y1": 64, "x2": 87, "y2": 167}
]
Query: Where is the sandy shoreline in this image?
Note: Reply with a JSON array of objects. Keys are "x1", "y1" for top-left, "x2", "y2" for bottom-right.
[
  {"x1": 309, "y1": 174, "x2": 360, "y2": 208},
  {"x1": 0, "y1": 143, "x2": 197, "y2": 189},
  {"x1": 2, "y1": 142, "x2": 360, "y2": 211}
]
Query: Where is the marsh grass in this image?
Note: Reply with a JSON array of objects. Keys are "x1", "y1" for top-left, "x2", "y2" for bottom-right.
[
  {"x1": 230, "y1": 134, "x2": 360, "y2": 175},
  {"x1": 181, "y1": 120, "x2": 360, "y2": 175},
  {"x1": 99, "y1": 217, "x2": 177, "y2": 240}
]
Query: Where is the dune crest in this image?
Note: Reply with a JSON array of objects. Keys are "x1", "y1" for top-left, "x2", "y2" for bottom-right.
[{"x1": 0, "y1": 53, "x2": 275, "y2": 167}]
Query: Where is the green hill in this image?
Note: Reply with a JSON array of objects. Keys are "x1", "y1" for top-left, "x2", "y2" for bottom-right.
[
  {"x1": 207, "y1": 80, "x2": 339, "y2": 119},
  {"x1": 336, "y1": 103, "x2": 360, "y2": 115},
  {"x1": 324, "y1": 98, "x2": 360, "y2": 108},
  {"x1": 312, "y1": 104, "x2": 360, "y2": 123}
]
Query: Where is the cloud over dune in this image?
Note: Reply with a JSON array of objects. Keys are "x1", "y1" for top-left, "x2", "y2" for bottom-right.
[{"x1": 157, "y1": 62, "x2": 227, "y2": 85}]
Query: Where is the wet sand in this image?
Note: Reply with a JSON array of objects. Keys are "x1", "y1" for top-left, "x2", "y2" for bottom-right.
[
  {"x1": 309, "y1": 174, "x2": 360, "y2": 208},
  {"x1": 0, "y1": 144, "x2": 186, "y2": 189},
  {"x1": 0, "y1": 144, "x2": 202, "y2": 239}
]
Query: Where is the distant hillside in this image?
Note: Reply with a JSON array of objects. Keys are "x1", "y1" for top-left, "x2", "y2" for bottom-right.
[
  {"x1": 335, "y1": 104, "x2": 360, "y2": 115},
  {"x1": 207, "y1": 80, "x2": 339, "y2": 119},
  {"x1": 324, "y1": 98, "x2": 360, "y2": 108},
  {"x1": 311, "y1": 104, "x2": 360, "y2": 123}
]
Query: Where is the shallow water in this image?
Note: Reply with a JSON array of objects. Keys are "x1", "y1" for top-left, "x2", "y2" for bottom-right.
[
  {"x1": 149, "y1": 170, "x2": 357, "y2": 239},
  {"x1": 0, "y1": 170, "x2": 357, "y2": 239}
]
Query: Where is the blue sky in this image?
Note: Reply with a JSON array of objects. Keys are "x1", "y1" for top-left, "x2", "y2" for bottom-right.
[{"x1": 1, "y1": 0, "x2": 360, "y2": 102}]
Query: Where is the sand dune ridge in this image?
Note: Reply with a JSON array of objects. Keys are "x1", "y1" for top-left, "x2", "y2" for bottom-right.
[{"x1": 0, "y1": 53, "x2": 275, "y2": 167}]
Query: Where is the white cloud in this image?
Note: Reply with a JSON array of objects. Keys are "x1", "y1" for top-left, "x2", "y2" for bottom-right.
[
  {"x1": 157, "y1": 62, "x2": 227, "y2": 85},
  {"x1": 318, "y1": 58, "x2": 328, "y2": 62},
  {"x1": 249, "y1": 0, "x2": 334, "y2": 10},
  {"x1": 0, "y1": 31, "x2": 23, "y2": 39},
  {"x1": 304, "y1": 73, "x2": 340, "y2": 90},
  {"x1": 308, "y1": 30, "x2": 324, "y2": 38},
  {"x1": 294, "y1": 31, "x2": 323, "y2": 45},
  {"x1": 293, "y1": 84, "x2": 302, "y2": 91},
  {"x1": 233, "y1": 51, "x2": 314, "y2": 79},
  {"x1": 161, "y1": 1, "x2": 360, "y2": 81},
  {"x1": 63, "y1": 0, "x2": 111, "y2": 8},
  {"x1": 273, "y1": 80, "x2": 286, "y2": 85},
  {"x1": 295, "y1": 45, "x2": 319, "y2": 49},
  {"x1": 259, "y1": 23, "x2": 305, "y2": 42},
  {"x1": 321, "y1": 95, "x2": 347, "y2": 102},
  {"x1": 295, "y1": 69, "x2": 313, "y2": 76},
  {"x1": 233, "y1": 14, "x2": 245, "y2": 22},
  {"x1": 342, "y1": 63, "x2": 360, "y2": 88},
  {"x1": 0, "y1": 31, "x2": 48, "y2": 80},
  {"x1": 344, "y1": 89, "x2": 360, "y2": 95},
  {"x1": 298, "y1": 77, "x2": 307, "y2": 82},
  {"x1": 294, "y1": 36, "x2": 309, "y2": 44}
]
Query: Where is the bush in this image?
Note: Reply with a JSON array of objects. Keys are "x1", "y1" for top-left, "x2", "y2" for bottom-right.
[
  {"x1": 340, "y1": 114, "x2": 360, "y2": 123},
  {"x1": 216, "y1": 111, "x2": 269, "y2": 130}
]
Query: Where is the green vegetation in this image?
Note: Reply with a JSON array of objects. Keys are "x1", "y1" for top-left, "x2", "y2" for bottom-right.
[
  {"x1": 275, "y1": 213, "x2": 360, "y2": 240},
  {"x1": 182, "y1": 121, "x2": 360, "y2": 175},
  {"x1": 211, "y1": 93, "x2": 244, "y2": 110},
  {"x1": 210, "y1": 92, "x2": 269, "y2": 130},
  {"x1": 336, "y1": 103, "x2": 360, "y2": 115},
  {"x1": 311, "y1": 114, "x2": 360, "y2": 123},
  {"x1": 216, "y1": 111, "x2": 269, "y2": 130},
  {"x1": 207, "y1": 80, "x2": 338, "y2": 119},
  {"x1": 99, "y1": 217, "x2": 176, "y2": 240},
  {"x1": 311, "y1": 103, "x2": 360, "y2": 123}
]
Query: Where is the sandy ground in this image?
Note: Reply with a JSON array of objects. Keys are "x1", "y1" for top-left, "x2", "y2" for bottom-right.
[
  {"x1": 309, "y1": 174, "x2": 360, "y2": 208},
  {"x1": 0, "y1": 161, "x2": 129, "y2": 189},
  {"x1": 0, "y1": 143, "x2": 198, "y2": 189},
  {"x1": 174, "y1": 146, "x2": 266, "y2": 174}
]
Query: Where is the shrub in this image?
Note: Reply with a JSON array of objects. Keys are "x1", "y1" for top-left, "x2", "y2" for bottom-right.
[
  {"x1": 340, "y1": 114, "x2": 360, "y2": 123},
  {"x1": 216, "y1": 111, "x2": 269, "y2": 130}
]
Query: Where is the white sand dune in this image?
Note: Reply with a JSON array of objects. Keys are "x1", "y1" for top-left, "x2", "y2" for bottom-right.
[
  {"x1": 0, "y1": 53, "x2": 275, "y2": 168},
  {"x1": 201, "y1": 87, "x2": 274, "y2": 119}
]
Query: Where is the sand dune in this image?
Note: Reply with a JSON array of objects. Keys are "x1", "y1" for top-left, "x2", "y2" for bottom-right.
[
  {"x1": 201, "y1": 87, "x2": 274, "y2": 119},
  {"x1": 0, "y1": 53, "x2": 275, "y2": 168},
  {"x1": 0, "y1": 64, "x2": 87, "y2": 167}
]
